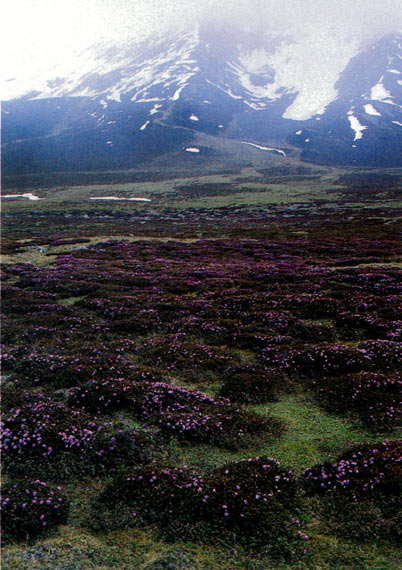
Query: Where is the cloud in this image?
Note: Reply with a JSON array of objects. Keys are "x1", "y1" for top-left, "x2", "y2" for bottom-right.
[
  {"x1": 170, "y1": 0, "x2": 402, "y2": 45},
  {"x1": 1, "y1": 0, "x2": 402, "y2": 100}
]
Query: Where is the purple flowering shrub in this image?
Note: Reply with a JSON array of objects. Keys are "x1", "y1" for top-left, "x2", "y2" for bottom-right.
[
  {"x1": 302, "y1": 440, "x2": 402, "y2": 501},
  {"x1": 1, "y1": 285, "x2": 57, "y2": 314},
  {"x1": 135, "y1": 334, "x2": 240, "y2": 376},
  {"x1": 261, "y1": 340, "x2": 402, "y2": 380},
  {"x1": 219, "y1": 364, "x2": 289, "y2": 403},
  {"x1": 290, "y1": 344, "x2": 369, "y2": 378},
  {"x1": 1, "y1": 395, "x2": 153, "y2": 478},
  {"x1": 71, "y1": 379, "x2": 279, "y2": 447},
  {"x1": 68, "y1": 368, "x2": 159, "y2": 413},
  {"x1": 130, "y1": 381, "x2": 280, "y2": 447},
  {"x1": 1, "y1": 480, "x2": 69, "y2": 544},
  {"x1": 315, "y1": 372, "x2": 402, "y2": 430},
  {"x1": 334, "y1": 312, "x2": 390, "y2": 340},
  {"x1": 303, "y1": 440, "x2": 402, "y2": 540},
  {"x1": 6, "y1": 345, "x2": 137, "y2": 387},
  {"x1": 91, "y1": 456, "x2": 305, "y2": 555},
  {"x1": 90, "y1": 464, "x2": 205, "y2": 532},
  {"x1": 358, "y1": 340, "x2": 402, "y2": 372},
  {"x1": 205, "y1": 456, "x2": 299, "y2": 526}
]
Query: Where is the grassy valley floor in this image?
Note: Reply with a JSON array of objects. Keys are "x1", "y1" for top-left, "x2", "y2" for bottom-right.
[{"x1": 1, "y1": 167, "x2": 401, "y2": 569}]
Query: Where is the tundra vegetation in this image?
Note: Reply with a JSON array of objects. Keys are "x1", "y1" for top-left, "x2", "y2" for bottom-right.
[{"x1": 1, "y1": 167, "x2": 401, "y2": 569}]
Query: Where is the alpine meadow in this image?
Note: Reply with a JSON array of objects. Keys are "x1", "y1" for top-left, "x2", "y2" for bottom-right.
[{"x1": 1, "y1": 1, "x2": 401, "y2": 568}]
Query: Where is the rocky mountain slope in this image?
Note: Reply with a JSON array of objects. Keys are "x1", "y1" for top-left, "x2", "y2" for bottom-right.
[{"x1": 2, "y1": 25, "x2": 402, "y2": 174}]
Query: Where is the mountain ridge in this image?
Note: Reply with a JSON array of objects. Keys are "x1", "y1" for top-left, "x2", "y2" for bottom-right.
[{"x1": 2, "y1": 26, "x2": 402, "y2": 174}]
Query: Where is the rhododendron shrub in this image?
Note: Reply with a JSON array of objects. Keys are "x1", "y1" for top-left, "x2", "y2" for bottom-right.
[
  {"x1": 5, "y1": 346, "x2": 137, "y2": 387},
  {"x1": 315, "y1": 372, "x2": 402, "y2": 430},
  {"x1": 303, "y1": 440, "x2": 402, "y2": 501},
  {"x1": 135, "y1": 334, "x2": 239, "y2": 376},
  {"x1": 129, "y1": 381, "x2": 278, "y2": 447},
  {"x1": 205, "y1": 457, "x2": 300, "y2": 543},
  {"x1": 219, "y1": 364, "x2": 289, "y2": 403},
  {"x1": 1, "y1": 481, "x2": 69, "y2": 543},
  {"x1": 261, "y1": 340, "x2": 402, "y2": 380},
  {"x1": 1, "y1": 395, "x2": 153, "y2": 478},
  {"x1": 303, "y1": 440, "x2": 402, "y2": 540},
  {"x1": 71, "y1": 379, "x2": 278, "y2": 447},
  {"x1": 90, "y1": 464, "x2": 205, "y2": 532},
  {"x1": 91, "y1": 457, "x2": 305, "y2": 553}
]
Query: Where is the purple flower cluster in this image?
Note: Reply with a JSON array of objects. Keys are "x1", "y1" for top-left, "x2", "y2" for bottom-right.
[
  {"x1": 207, "y1": 456, "x2": 298, "y2": 522},
  {"x1": 134, "y1": 381, "x2": 269, "y2": 445},
  {"x1": 136, "y1": 333, "x2": 239, "y2": 374},
  {"x1": 1, "y1": 480, "x2": 68, "y2": 543},
  {"x1": 219, "y1": 364, "x2": 289, "y2": 403},
  {"x1": 303, "y1": 440, "x2": 402, "y2": 500},
  {"x1": 5, "y1": 345, "x2": 137, "y2": 387},
  {"x1": 316, "y1": 371, "x2": 402, "y2": 430},
  {"x1": 2, "y1": 396, "x2": 99, "y2": 460},
  {"x1": 94, "y1": 456, "x2": 303, "y2": 548}
]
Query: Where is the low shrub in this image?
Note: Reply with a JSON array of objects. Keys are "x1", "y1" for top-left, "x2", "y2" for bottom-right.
[
  {"x1": 291, "y1": 344, "x2": 368, "y2": 378},
  {"x1": 130, "y1": 381, "x2": 278, "y2": 448},
  {"x1": 91, "y1": 456, "x2": 305, "y2": 556},
  {"x1": 1, "y1": 480, "x2": 69, "y2": 544},
  {"x1": 1, "y1": 395, "x2": 153, "y2": 478},
  {"x1": 206, "y1": 455, "x2": 299, "y2": 524},
  {"x1": 219, "y1": 364, "x2": 289, "y2": 403},
  {"x1": 9, "y1": 345, "x2": 137, "y2": 387},
  {"x1": 89, "y1": 464, "x2": 205, "y2": 532},
  {"x1": 136, "y1": 334, "x2": 239, "y2": 373},
  {"x1": 302, "y1": 440, "x2": 402, "y2": 502},
  {"x1": 68, "y1": 367, "x2": 159, "y2": 414},
  {"x1": 315, "y1": 372, "x2": 402, "y2": 431},
  {"x1": 267, "y1": 340, "x2": 402, "y2": 380},
  {"x1": 71, "y1": 379, "x2": 277, "y2": 448}
]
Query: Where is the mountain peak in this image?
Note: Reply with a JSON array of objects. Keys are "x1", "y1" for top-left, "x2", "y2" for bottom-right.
[{"x1": 2, "y1": 28, "x2": 402, "y2": 172}]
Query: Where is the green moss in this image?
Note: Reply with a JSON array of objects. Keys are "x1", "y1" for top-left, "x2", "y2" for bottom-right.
[{"x1": 259, "y1": 392, "x2": 395, "y2": 473}]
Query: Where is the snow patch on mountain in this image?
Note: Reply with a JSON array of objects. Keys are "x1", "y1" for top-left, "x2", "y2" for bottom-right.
[
  {"x1": 241, "y1": 141, "x2": 286, "y2": 155},
  {"x1": 364, "y1": 104, "x2": 381, "y2": 116},
  {"x1": 252, "y1": 35, "x2": 359, "y2": 120},
  {"x1": 150, "y1": 104, "x2": 163, "y2": 115},
  {"x1": 348, "y1": 113, "x2": 367, "y2": 140},
  {"x1": 370, "y1": 78, "x2": 394, "y2": 102},
  {"x1": 1, "y1": 193, "x2": 42, "y2": 200}
]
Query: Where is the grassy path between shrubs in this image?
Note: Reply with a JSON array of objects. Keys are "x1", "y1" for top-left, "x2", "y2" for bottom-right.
[
  {"x1": 261, "y1": 391, "x2": 395, "y2": 473},
  {"x1": 152, "y1": 390, "x2": 396, "y2": 477}
]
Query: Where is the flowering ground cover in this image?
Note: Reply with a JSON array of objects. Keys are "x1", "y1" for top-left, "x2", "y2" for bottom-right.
[
  {"x1": 1, "y1": 393, "x2": 154, "y2": 479},
  {"x1": 1, "y1": 195, "x2": 401, "y2": 568},
  {"x1": 302, "y1": 440, "x2": 402, "y2": 540},
  {"x1": 90, "y1": 456, "x2": 306, "y2": 556},
  {"x1": 1, "y1": 480, "x2": 69, "y2": 544}
]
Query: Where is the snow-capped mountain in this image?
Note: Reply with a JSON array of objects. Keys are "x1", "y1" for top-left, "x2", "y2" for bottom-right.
[{"x1": 2, "y1": 25, "x2": 402, "y2": 175}]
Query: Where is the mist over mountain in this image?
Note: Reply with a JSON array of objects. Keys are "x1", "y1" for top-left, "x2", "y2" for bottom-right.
[{"x1": 2, "y1": 19, "x2": 402, "y2": 175}]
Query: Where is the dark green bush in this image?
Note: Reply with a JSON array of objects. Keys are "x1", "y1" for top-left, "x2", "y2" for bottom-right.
[
  {"x1": 1, "y1": 480, "x2": 69, "y2": 544},
  {"x1": 219, "y1": 364, "x2": 288, "y2": 403}
]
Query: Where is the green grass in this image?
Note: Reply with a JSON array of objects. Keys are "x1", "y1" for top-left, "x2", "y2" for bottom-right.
[
  {"x1": 2, "y1": 515, "x2": 401, "y2": 570},
  {"x1": 260, "y1": 392, "x2": 392, "y2": 473},
  {"x1": 160, "y1": 389, "x2": 394, "y2": 476},
  {"x1": 2, "y1": 170, "x2": 401, "y2": 570}
]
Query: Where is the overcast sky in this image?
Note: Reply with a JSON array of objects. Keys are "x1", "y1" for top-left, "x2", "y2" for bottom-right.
[{"x1": 2, "y1": 0, "x2": 402, "y2": 97}]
